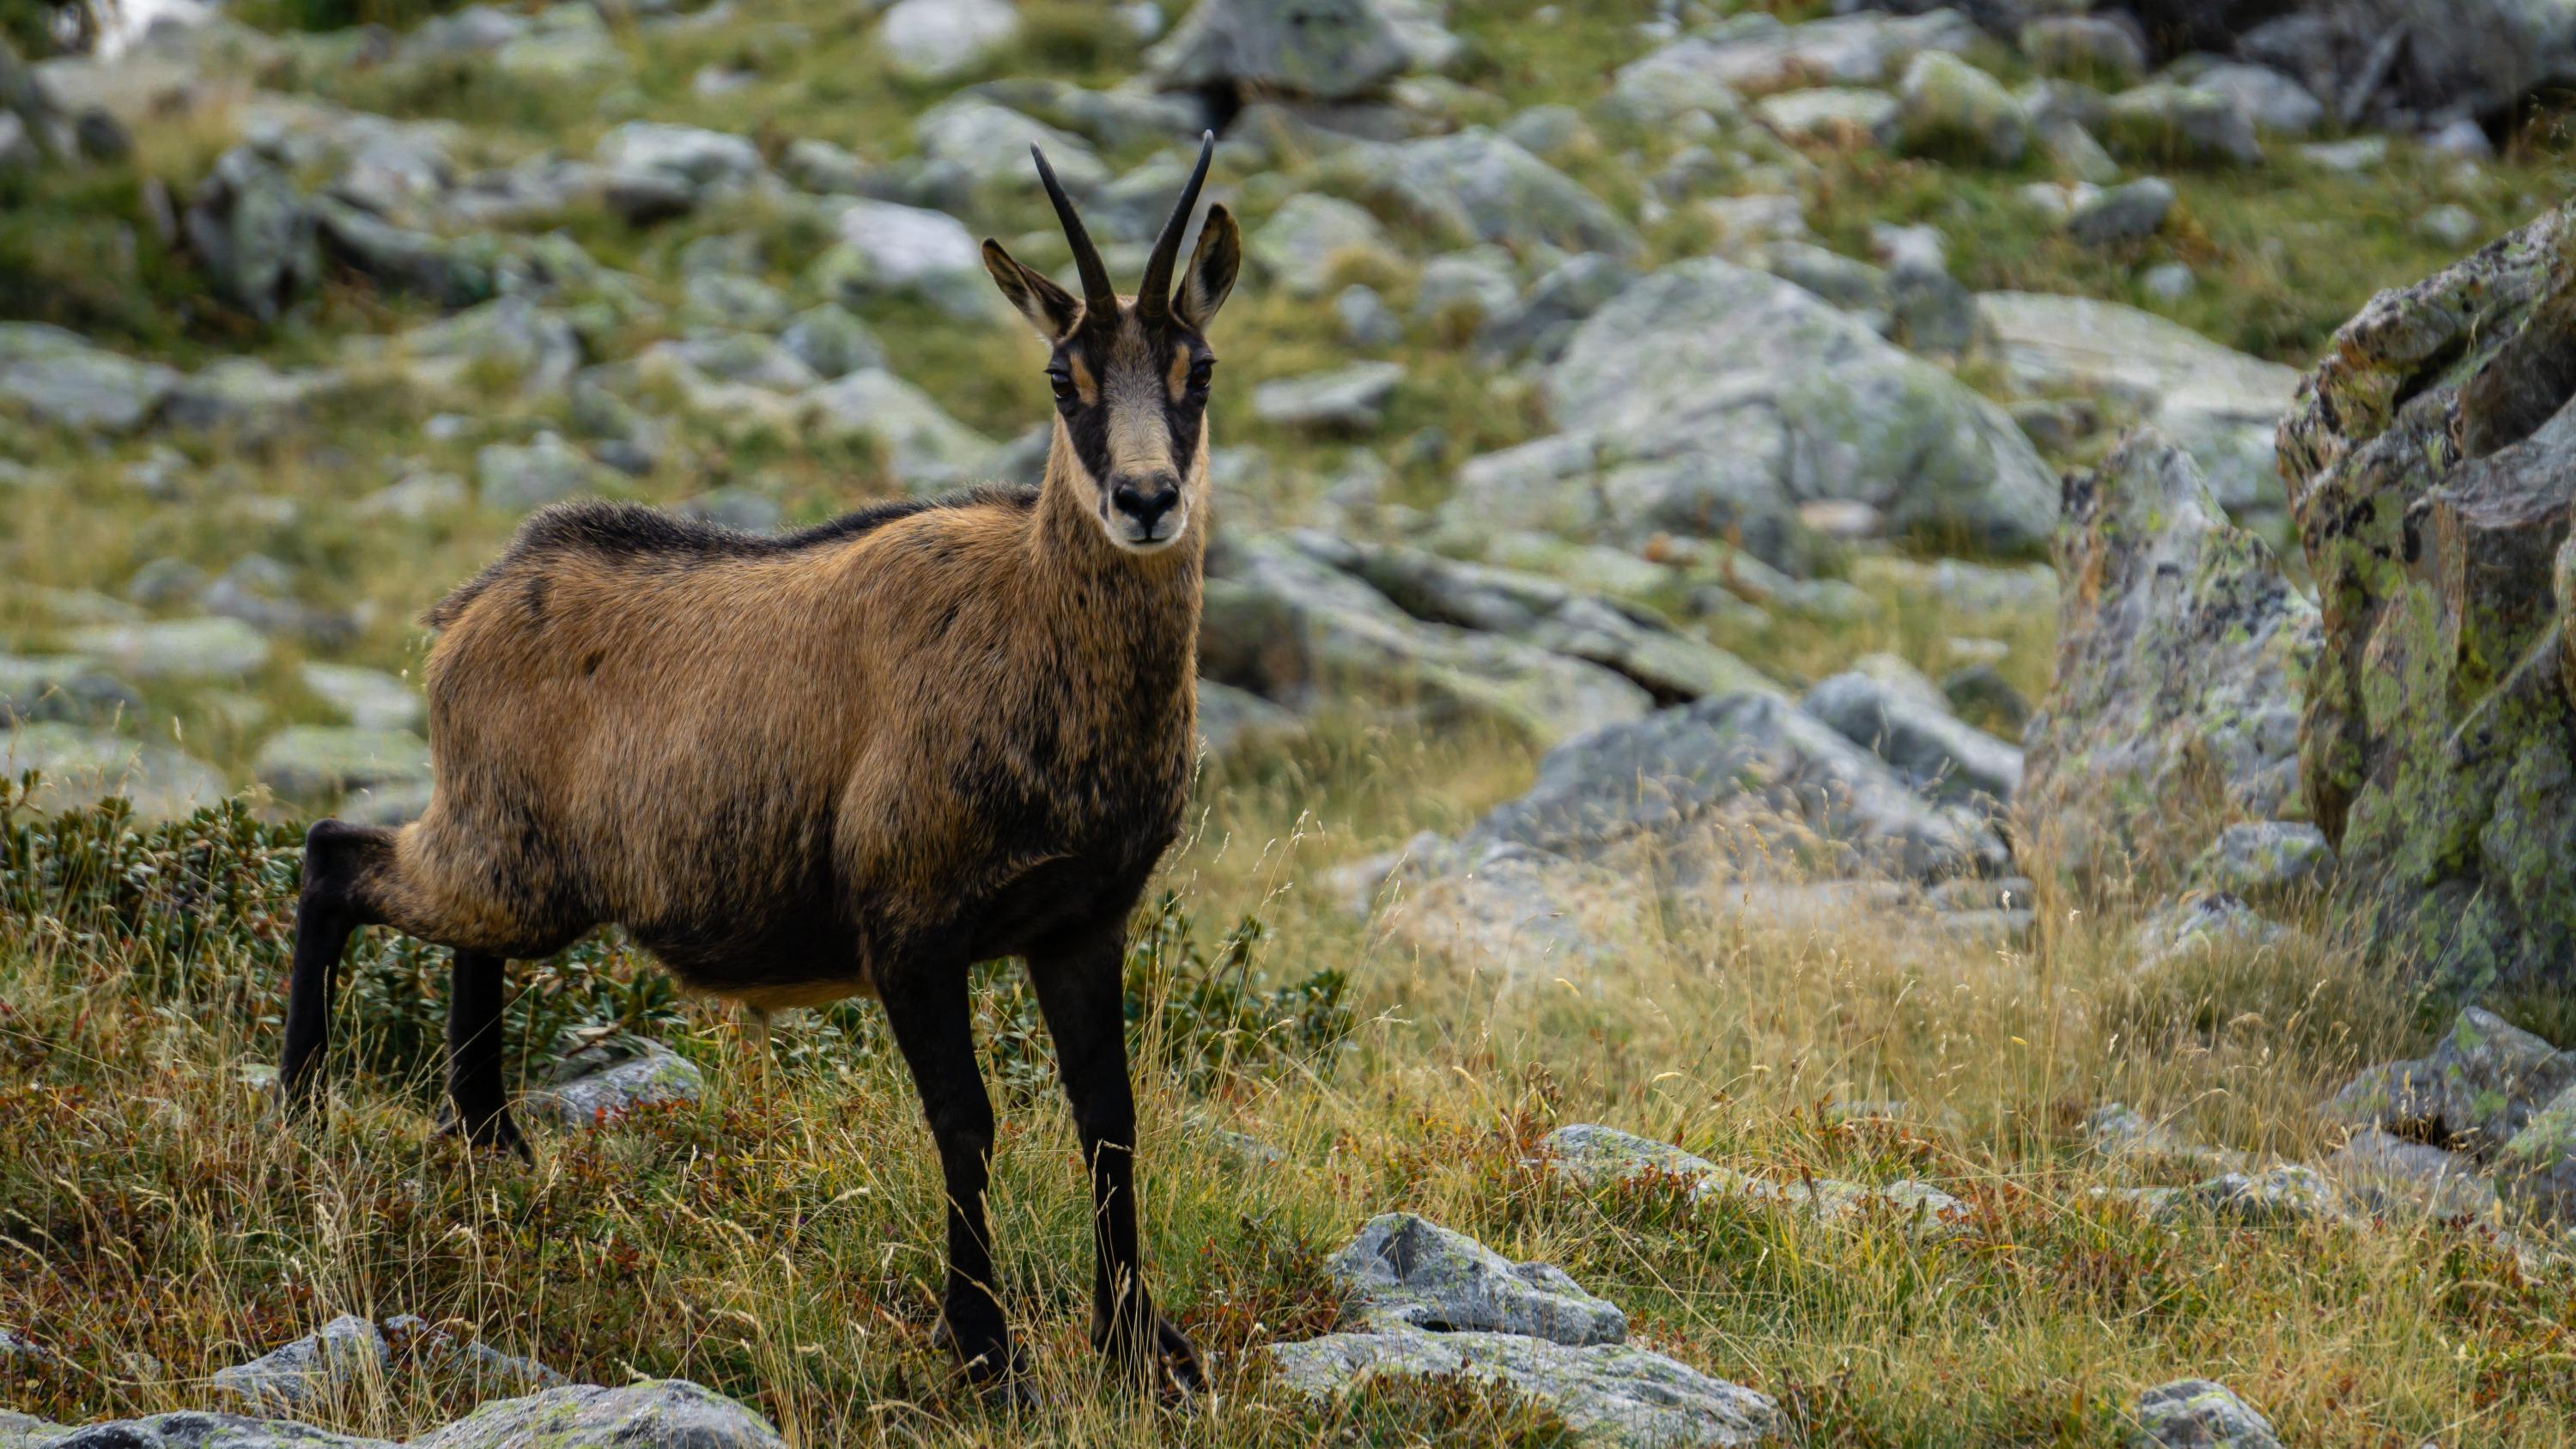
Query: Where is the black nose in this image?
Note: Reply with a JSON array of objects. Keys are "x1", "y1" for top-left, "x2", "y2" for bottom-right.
[{"x1": 1109, "y1": 474, "x2": 1181, "y2": 533}]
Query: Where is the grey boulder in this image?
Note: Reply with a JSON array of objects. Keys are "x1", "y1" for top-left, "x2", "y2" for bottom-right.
[
  {"x1": 1461, "y1": 691, "x2": 2009, "y2": 885},
  {"x1": 2018, "y1": 431, "x2": 2318, "y2": 888},
  {"x1": 1801, "y1": 662, "x2": 2022, "y2": 807}
]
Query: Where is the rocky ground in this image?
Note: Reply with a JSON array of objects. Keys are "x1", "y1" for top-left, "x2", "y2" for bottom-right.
[{"x1": 6, "y1": 0, "x2": 2576, "y2": 1444}]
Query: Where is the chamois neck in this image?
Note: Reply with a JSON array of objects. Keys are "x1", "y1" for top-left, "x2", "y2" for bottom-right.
[{"x1": 1031, "y1": 431, "x2": 1206, "y2": 583}]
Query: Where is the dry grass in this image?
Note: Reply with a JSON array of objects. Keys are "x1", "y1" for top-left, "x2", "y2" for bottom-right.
[{"x1": 5, "y1": 724, "x2": 2570, "y2": 1447}]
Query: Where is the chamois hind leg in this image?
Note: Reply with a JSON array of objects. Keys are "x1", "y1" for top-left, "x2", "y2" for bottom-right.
[
  {"x1": 1027, "y1": 926, "x2": 1203, "y2": 1395},
  {"x1": 438, "y1": 948, "x2": 526, "y2": 1158},
  {"x1": 876, "y1": 948, "x2": 1019, "y2": 1387},
  {"x1": 278, "y1": 819, "x2": 394, "y2": 1119}
]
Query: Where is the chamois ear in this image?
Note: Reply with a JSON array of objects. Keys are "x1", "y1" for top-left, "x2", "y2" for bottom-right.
[
  {"x1": 982, "y1": 238, "x2": 1082, "y2": 341},
  {"x1": 1172, "y1": 204, "x2": 1239, "y2": 331}
]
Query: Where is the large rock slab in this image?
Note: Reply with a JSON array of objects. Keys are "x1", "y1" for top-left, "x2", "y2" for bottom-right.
[
  {"x1": 1200, "y1": 533, "x2": 1656, "y2": 746},
  {"x1": 1331, "y1": 1213, "x2": 1625, "y2": 1344},
  {"x1": 1801, "y1": 659, "x2": 2021, "y2": 807},
  {"x1": 69, "y1": 616, "x2": 270, "y2": 683},
  {"x1": 1460, "y1": 260, "x2": 2055, "y2": 563},
  {"x1": 1268, "y1": 1215, "x2": 1777, "y2": 1448},
  {"x1": 1, "y1": 723, "x2": 228, "y2": 819},
  {"x1": 1619, "y1": 10, "x2": 1978, "y2": 95},
  {"x1": 1326, "y1": 537, "x2": 1780, "y2": 704},
  {"x1": 1978, "y1": 291, "x2": 2302, "y2": 514},
  {"x1": 2019, "y1": 430, "x2": 2318, "y2": 889},
  {"x1": 0, "y1": 323, "x2": 178, "y2": 433},
  {"x1": 418, "y1": 1381, "x2": 783, "y2": 1449},
  {"x1": 1269, "y1": 1328, "x2": 1778, "y2": 1447},
  {"x1": 799, "y1": 368, "x2": 997, "y2": 490},
  {"x1": 1146, "y1": 0, "x2": 1418, "y2": 101},
  {"x1": 1314, "y1": 130, "x2": 1642, "y2": 259},
  {"x1": 210, "y1": 1313, "x2": 562, "y2": 1411},
  {"x1": 1461, "y1": 691, "x2": 2009, "y2": 884},
  {"x1": 2281, "y1": 198, "x2": 2576, "y2": 993}
]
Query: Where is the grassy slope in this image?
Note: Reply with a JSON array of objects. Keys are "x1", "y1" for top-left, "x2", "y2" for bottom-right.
[{"x1": 7, "y1": 0, "x2": 2576, "y2": 1444}]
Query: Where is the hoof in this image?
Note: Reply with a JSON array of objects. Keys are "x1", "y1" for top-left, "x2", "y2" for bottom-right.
[{"x1": 435, "y1": 1105, "x2": 530, "y2": 1160}]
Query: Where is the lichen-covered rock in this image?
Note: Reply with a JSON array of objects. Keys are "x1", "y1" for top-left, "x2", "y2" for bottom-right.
[
  {"x1": 1314, "y1": 130, "x2": 1642, "y2": 259},
  {"x1": 2326, "y1": 1128, "x2": 2502, "y2": 1221},
  {"x1": 2129, "y1": 892, "x2": 2288, "y2": 974},
  {"x1": 1801, "y1": 663, "x2": 2022, "y2": 807},
  {"x1": 6, "y1": 1412, "x2": 391, "y2": 1449},
  {"x1": 1267, "y1": 1327, "x2": 1779, "y2": 1448},
  {"x1": 1473, "y1": 260, "x2": 2056, "y2": 563},
  {"x1": 1976, "y1": 293, "x2": 2301, "y2": 516},
  {"x1": 2129, "y1": 1379, "x2": 2281, "y2": 1449},
  {"x1": 1200, "y1": 533, "x2": 1656, "y2": 746},
  {"x1": 1331, "y1": 1212, "x2": 1626, "y2": 1344},
  {"x1": 2018, "y1": 430, "x2": 2319, "y2": 890},
  {"x1": 2340, "y1": 1008, "x2": 2576, "y2": 1156},
  {"x1": 2102, "y1": 1165, "x2": 2347, "y2": 1227},
  {"x1": 2190, "y1": 821, "x2": 2332, "y2": 900},
  {"x1": 1544, "y1": 1123, "x2": 1971, "y2": 1238},
  {"x1": 69, "y1": 616, "x2": 271, "y2": 683},
  {"x1": 185, "y1": 142, "x2": 319, "y2": 326},
  {"x1": 1249, "y1": 193, "x2": 1399, "y2": 298},
  {"x1": 799, "y1": 368, "x2": 997, "y2": 490},
  {"x1": 1888, "y1": 51, "x2": 2028, "y2": 166},
  {"x1": 2500, "y1": 1080, "x2": 2576, "y2": 1219},
  {"x1": 417, "y1": 1381, "x2": 783, "y2": 1449},
  {"x1": 1271, "y1": 1214, "x2": 1777, "y2": 1446},
  {"x1": 2097, "y1": 81, "x2": 2263, "y2": 166},
  {"x1": 2281, "y1": 198, "x2": 2576, "y2": 995},
  {"x1": 526, "y1": 1038, "x2": 703, "y2": 1129},
  {"x1": 210, "y1": 1313, "x2": 562, "y2": 1411},
  {"x1": 876, "y1": 0, "x2": 1020, "y2": 82},
  {"x1": 1146, "y1": 0, "x2": 1418, "y2": 102},
  {"x1": 0, "y1": 322, "x2": 179, "y2": 433},
  {"x1": 1326, "y1": 537, "x2": 1780, "y2": 705},
  {"x1": 1462, "y1": 691, "x2": 2010, "y2": 886}
]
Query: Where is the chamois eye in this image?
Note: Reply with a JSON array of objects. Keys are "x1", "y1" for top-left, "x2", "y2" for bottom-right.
[
  {"x1": 1046, "y1": 367, "x2": 1077, "y2": 408},
  {"x1": 1187, "y1": 357, "x2": 1215, "y2": 394}
]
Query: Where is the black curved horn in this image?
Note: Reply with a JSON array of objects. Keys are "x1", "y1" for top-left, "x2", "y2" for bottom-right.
[
  {"x1": 1033, "y1": 143, "x2": 1117, "y2": 318},
  {"x1": 1138, "y1": 131, "x2": 1214, "y2": 322}
]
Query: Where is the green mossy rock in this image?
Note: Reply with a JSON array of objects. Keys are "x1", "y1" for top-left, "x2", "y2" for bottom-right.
[{"x1": 2283, "y1": 199, "x2": 2576, "y2": 994}]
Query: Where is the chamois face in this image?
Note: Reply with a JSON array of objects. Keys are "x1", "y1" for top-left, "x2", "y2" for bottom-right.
[{"x1": 982, "y1": 137, "x2": 1241, "y2": 555}]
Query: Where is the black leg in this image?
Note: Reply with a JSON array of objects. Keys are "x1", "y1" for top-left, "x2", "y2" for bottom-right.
[
  {"x1": 278, "y1": 820, "x2": 381, "y2": 1119},
  {"x1": 876, "y1": 951, "x2": 1016, "y2": 1384},
  {"x1": 440, "y1": 948, "x2": 525, "y2": 1157},
  {"x1": 1027, "y1": 929, "x2": 1202, "y2": 1394}
]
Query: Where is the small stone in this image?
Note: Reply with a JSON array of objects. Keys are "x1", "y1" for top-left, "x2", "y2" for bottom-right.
[
  {"x1": 1334, "y1": 283, "x2": 1404, "y2": 347},
  {"x1": 526, "y1": 1038, "x2": 703, "y2": 1129},
  {"x1": 876, "y1": 0, "x2": 1020, "y2": 82},
  {"x1": 1331, "y1": 1213, "x2": 1625, "y2": 1344},
  {"x1": 2129, "y1": 1379, "x2": 2281, "y2": 1449},
  {"x1": 2142, "y1": 262, "x2": 2196, "y2": 301},
  {"x1": 2066, "y1": 177, "x2": 2177, "y2": 247},
  {"x1": 2418, "y1": 204, "x2": 2480, "y2": 249}
]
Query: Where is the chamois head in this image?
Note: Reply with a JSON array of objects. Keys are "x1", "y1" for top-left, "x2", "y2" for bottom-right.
[{"x1": 981, "y1": 131, "x2": 1240, "y2": 555}]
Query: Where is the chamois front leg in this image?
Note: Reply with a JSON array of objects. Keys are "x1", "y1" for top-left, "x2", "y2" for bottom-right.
[
  {"x1": 1028, "y1": 928, "x2": 1204, "y2": 1396},
  {"x1": 278, "y1": 820, "x2": 391, "y2": 1122},
  {"x1": 877, "y1": 952, "x2": 1019, "y2": 1387}
]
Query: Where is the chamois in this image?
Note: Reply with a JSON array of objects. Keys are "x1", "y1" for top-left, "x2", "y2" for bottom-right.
[{"x1": 276, "y1": 136, "x2": 1240, "y2": 1395}]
